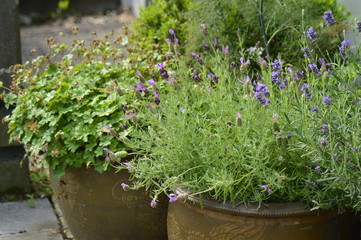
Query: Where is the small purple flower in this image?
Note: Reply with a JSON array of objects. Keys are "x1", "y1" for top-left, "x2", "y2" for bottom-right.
[
  {"x1": 271, "y1": 59, "x2": 282, "y2": 70},
  {"x1": 311, "y1": 106, "x2": 319, "y2": 112},
  {"x1": 156, "y1": 62, "x2": 170, "y2": 79},
  {"x1": 261, "y1": 185, "x2": 271, "y2": 194},
  {"x1": 200, "y1": 24, "x2": 207, "y2": 34},
  {"x1": 148, "y1": 79, "x2": 156, "y2": 86},
  {"x1": 236, "y1": 112, "x2": 242, "y2": 126},
  {"x1": 295, "y1": 70, "x2": 304, "y2": 81},
  {"x1": 202, "y1": 40, "x2": 210, "y2": 51},
  {"x1": 230, "y1": 62, "x2": 236, "y2": 68},
  {"x1": 306, "y1": 27, "x2": 318, "y2": 43},
  {"x1": 318, "y1": 58, "x2": 332, "y2": 73},
  {"x1": 352, "y1": 147, "x2": 359, "y2": 153},
  {"x1": 154, "y1": 91, "x2": 160, "y2": 105},
  {"x1": 125, "y1": 112, "x2": 136, "y2": 118},
  {"x1": 222, "y1": 45, "x2": 229, "y2": 55},
  {"x1": 150, "y1": 200, "x2": 157, "y2": 208},
  {"x1": 192, "y1": 52, "x2": 204, "y2": 65},
  {"x1": 129, "y1": 81, "x2": 147, "y2": 92},
  {"x1": 237, "y1": 76, "x2": 250, "y2": 84},
  {"x1": 207, "y1": 73, "x2": 219, "y2": 84},
  {"x1": 355, "y1": 21, "x2": 361, "y2": 33},
  {"x1": 179, "y1": 107, "x2": 186, "y2": 113},
  {"x1": 305, "y1": 180, "x2": 316, "y2": 186},
  {"x1": 323, "y1": 96, "x2": 331, "y2": 105},
  {"x1": 236, "y1": 112, "x2": 242, "y2": 118},
  {"x1": 192, "y1": 69, "x2": 201, "y2": 82},
  {"x1": 212, "y1": 38, "x2": 218, "y2": 50},
  {"x1": 323, "y1": 10, "x2": 336, "y2": 27},
  {"x1": 301, "y1": 47, "x2": 313, "y2": 58},
  {"x1": 123, "y1": 162, "x2": 132, "y2": 168},
  {"x1": 169, "y1": 193, "x2": 178, "y2": 203},
  {"x1": 339, "y1": 39, "x2": 351, "y2": 59},
  {"x1": 300, "y1": 83, "x2": 313, "y2": 101},
  {"x1": 121, "y1": 123, "x2": 128, "y2": 130},
  {"x1": 253, "y1": 81, "x2": 271, "y2": 105},
  {"x1": 122, "y1": 104, "x2": 128, "y2": 111},
  {"x1": 121, "y1": 183, "x2": 130, "y2": 191},
  {"x1": 240, "y1": 57, "x2": 250, "y2": 66},
  {"x1": 259, "y1": 56, "x2": 267, "y2": 65},
  {"x1": 103, "y1": 148, "x2": 114, "y2": 155},
  {"x1": 166, "y1": 29, "x2": 179, "y2": 44},
  {"x1": 321, "y1": 124, "x2": 329, "y2": 133},
  {"x1": 320, "y1": 138, "x2": 327, "y2": 147},
  {"x1": 315, "y1": 166, "x2": 321, "y2": 172},
  {"x1": 308, "y1": 63, "x2": 322, "y2": 76}
]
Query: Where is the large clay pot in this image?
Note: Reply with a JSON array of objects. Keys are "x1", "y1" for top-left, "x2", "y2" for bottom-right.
[
  {"x1": 51, "y1": 166, "x2": 168, "y2": 240},
  {"x1": 167, "y1": 193, "x2": 360, "y2": 240}
]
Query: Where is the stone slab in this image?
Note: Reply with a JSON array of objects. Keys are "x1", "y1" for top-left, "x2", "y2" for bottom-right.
[{"x1": 0, "y1": 199, "x2": 62, "y2": 240}]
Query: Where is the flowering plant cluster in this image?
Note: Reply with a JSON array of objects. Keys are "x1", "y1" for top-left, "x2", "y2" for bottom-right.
[
  {"x1": 120, "y1": 13, "x2": 361, "y2": 211},
  {"x1": 0, "y1": 31, "x2": 171, "y2": 178}
]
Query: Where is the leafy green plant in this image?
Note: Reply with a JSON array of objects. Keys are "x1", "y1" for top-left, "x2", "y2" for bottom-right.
[
  {"x1": 118, "y1": 16, "x2": 361, "y2": 212},
  {"x1": 185, "y1": 0, "x2": 349, "y2": 65},
  {"x1": 1, "y1": 32, "x2": 168, "y2": 178}
]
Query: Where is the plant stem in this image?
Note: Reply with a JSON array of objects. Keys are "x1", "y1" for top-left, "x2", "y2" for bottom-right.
[{"x1": 257, "y1": 0, "x2": 269, "y2": 57}]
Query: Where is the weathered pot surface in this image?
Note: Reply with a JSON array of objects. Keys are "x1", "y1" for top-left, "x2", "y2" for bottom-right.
[
  {"x1": 51, "y1": 166, "x2": 168, "y2": 240},
  {"x1": 167, "y1": 189, "x2": 360, "y2": 240}
]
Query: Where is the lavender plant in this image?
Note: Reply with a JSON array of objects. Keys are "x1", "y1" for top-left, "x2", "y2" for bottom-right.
[{"x1": 119, "y1": 13, "x2": 361, "y2": 211}]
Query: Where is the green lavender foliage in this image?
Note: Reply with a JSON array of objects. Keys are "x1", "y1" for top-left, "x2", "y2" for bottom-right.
[
  {"x1": 123, "y1": 24, "x2": 361, "y2": 211},
  {"x1": 185, "y1": 0, "x2": 348, "y2": 65}
]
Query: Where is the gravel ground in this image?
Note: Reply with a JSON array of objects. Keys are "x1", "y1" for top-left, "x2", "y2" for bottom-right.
[{"x1": 20, "y1": 11, "x2": 135, "y2": 63}]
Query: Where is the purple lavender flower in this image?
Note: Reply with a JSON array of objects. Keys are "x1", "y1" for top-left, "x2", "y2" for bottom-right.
[
  {"x1": 125, "y1": 112, "x2": 136, "y2": 118},
  {"x1": 308, "y1": 63, "x2": 322, "y2": 76},
  {"x1": 306, "y1": 27, "x2": 318, "y2": 43},
  {"x1": 202, "y1": 40, "x2": 210, "y2": 51},
  {"x1": 240, "y1": 57, "x2": 250, "y2": 66},
  {"x1": 192, "y1": 69, "x2": 201, "y2": 82},
  {"x1": 339, "y1": 39, "x2": 351, "y2": 59},
  {"x1": 166, "y1": 29, "x2": 179, "y2": 44},
  {"x1": 148, "y1": 79, "x2": 156, "y2": 86},
  {"x1": 320, "y1": 138, "x2": 327, "y2": 147},
  {"x1": 311, "y1": 106, "x2": 319, "y2": 112},
  {"x1": 150, "y1": 200, "x2": 157, "y2": 208},
  {"x1": 169, "y1": 193, "x2": 178, "y2": 203},
  {"x1": 122, "y1": 104, "x2": 128, "y2": 111},
  {"x1": 253, "y1": 81, "x2": 271, "y2": 105},
  {"x1": 212, "y1": 38, "x2": 219, "y2": 50},
  {"x1": 222, "y1": 45, "x2": 229, "y2": 55},
  {"x1": 323, "y1": 10, "x2": 336, "y2": 27},
  {"x1": 236, "y1": 112, "x2": 242, "y2": 126},
  {"x1": 156, "y1": 62, "x2": 169, "y2": 79},
  {"x1": 200, "y1": 24, "x2": 207, "y2": 34},
  {"x1": 207, "y1": 73, "x2": 219, "y2": 84},
  {"x1": 300, "y1": 83, "x2": 313, "y2": 101},
  {"x1": 192, "y1": 52, "x2": 204, "y2": 65},
  {"x1": 321, "y1": 124, "x2": 329, "y2": 133},
  {"x1": 301, "y1": 47, "x2": 313, "y2": 58},
  {"x1": 323, "y1": 96, "x2": 331, "y2": 105},
  {"x1": 355, "y1": 21, "x2": 361, "y2": 33},
  {"x1": 103, "y1": 148, "x2": 114, "y2": 155},
  {"x1": 154, "y1": 91, "x2": 160, "y2": 105},
  {"x1": 295, "y1": 70, "x2": 304, "y2": 81},
  {"x1": 121, "y1": 123, "x2": 128, "y2": 130},
  {"x1": 237, "y1": 76, "x2": 250, "y2": 84},
  {"x1": 230, "y1": 62, "x2": 236, "y2": 68},
  {"x1": 315, "y1": 166, "x2": 321, "y2": 172},
  {"x1": 123, "y1": 162, "x2": 132, "y2": 168},
  {"x1": 261, "y1": 185, "x2": 271, "y2": 194},
  {"x1": 121, "y1": 183, "x2": 130, "y2": 191},
  {"x1": 271, "y1": 59, "x2": 282, "y2": 70},
  {"x1": 305, "y1": 180, "x2": 316, "y2": 186}
]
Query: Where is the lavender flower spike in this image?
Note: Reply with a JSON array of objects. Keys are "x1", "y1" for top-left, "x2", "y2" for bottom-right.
[
  {"x1": 355, "y1": 21, "x2": 361, "y2": 33},
  {"x1": 323, "y1": 96, "x2": 331, "y2": 105},
  {"x1": 192, "y1": 52, "x2": 204, "y2": 65},
  {"x1": 306, "y1": 27, "x2": 317, "y2": 43},
  {"x1": 121, "y1": 183, "x2": 130, "y2": 191},
  {"x1": 166, "y1": 29, "x2": 178, "y2": 44},
  {"x1": 322, "y1": 10, "x2": 336, "y2": 27}
]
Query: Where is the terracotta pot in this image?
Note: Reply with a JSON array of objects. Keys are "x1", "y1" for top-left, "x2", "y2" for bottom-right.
[
  {"x1": 167, "y1": 192, "x2": 360, "y2": 240},
  {"x1": 51, "y1": 166, "x2": 168, "y2": 240}
]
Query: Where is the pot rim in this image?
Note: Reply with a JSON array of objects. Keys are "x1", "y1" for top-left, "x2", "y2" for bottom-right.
[{"x1": 176, "y1": 188, "x2": 334, "y2": 218}]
